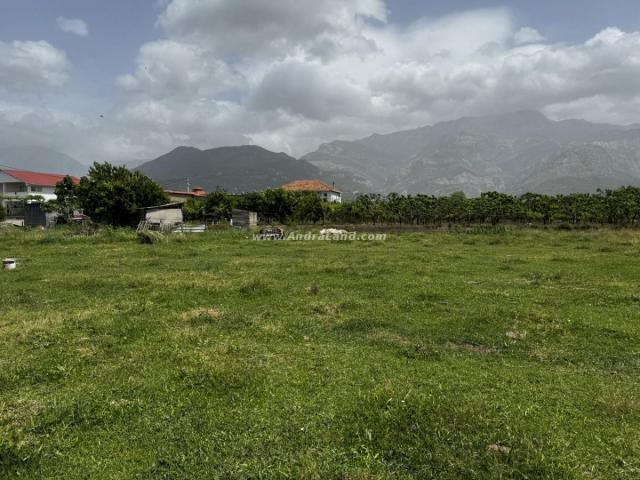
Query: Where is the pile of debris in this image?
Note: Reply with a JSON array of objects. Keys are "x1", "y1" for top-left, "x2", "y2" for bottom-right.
[{"x1": 255, "y1": 227, "x2": 285, "y2": 240}]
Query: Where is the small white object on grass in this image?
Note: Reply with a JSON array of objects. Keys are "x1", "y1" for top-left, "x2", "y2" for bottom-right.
[
  {"x1": 320, "y1": 228, "x2": 349, "y2": 235},
  {"x1": 3, "y1": 258, "x2": 17, "y2": 270}
]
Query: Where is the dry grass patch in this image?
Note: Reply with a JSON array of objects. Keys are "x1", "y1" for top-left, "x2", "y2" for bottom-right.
[
  {"x1": 76, "y1": 346, "x2": 97, "y2": 358},
  {"x1": 596, "y1": 394, "x2": 640, "y2": 417},
  {"x1": 0, "y1": 312, "x2": 71, "y2": 337},
  {"x1": 305, "y1": 285, "x2": 320, "y2": 296},
  {"x1": 506, "y1": 330, "x2": 527, "y2": 340},
  {"x1": 160, "y1": 273, "x2": 227, "y2": 289},
  {"x1": 487, "y1": 443, "x2": 512, "y2": 455},
  {"x1": 528, "y1": 348, "x2": 551, "y2": 362},
  {"x1": 310, "y1": 302, "x2": 340, "y2": 319},
  {"x1": 368, "y1": 330, "x2": 413, "y2": 348},
  {"x1": 180, "y1": 307, "x2": 223, "y2": 322},
  {"x1": 0, "y1": 399, "x2": 43, "y2": 429}
]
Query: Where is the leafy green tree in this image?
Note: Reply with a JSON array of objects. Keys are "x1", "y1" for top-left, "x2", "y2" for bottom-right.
[
  {"x1": 74, "y1": 163, "x2": 168, "y2": 226},
  {"x1": 473, "y1": 192, "x2": 523, "y2": 224},
  {"x1": 261, "y1": 189, "x2": 294, "y2": 223},
  {"x1": 445, "y1": 191, "x2": 472, "y2": 223},
  {"x1": 294, "y1": 193, "x2": 324, "y2": 224},
  {"x1": 204, "y1": 190, "x2": 235, "y2": 222},
  {"x1": 520, "y1": 193, "x2": 556, "y2": 224},
  {"x1": 604, "y1": 187, "x2": 640, "y2": 225},
  {"x1": 182, "y1": 198, "x2": 206, "y2": 221},
  {"x1": 52, "y1": 176, "x2": 80, "y2": 223}
]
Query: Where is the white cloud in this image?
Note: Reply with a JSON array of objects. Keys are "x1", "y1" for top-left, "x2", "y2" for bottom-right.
[
  {"x1": 388, "y1": 8, "x2": 513, "y2": 60},
  {"x1": 158, "y1": 0, "x2": 386, "y2": 59},
  {"x1": 56, "y1": 17, "x2": 89, "y2": 37},
  {"x1": 514, "y1": 27, "x2": 544, "y2": 45},
  {"x1": 586, "y1": 27, "x2": 626, "y2": 46},
  {"x1": 115, "y1": 40, "x2": 245, "y2": 99},
  {"x1": 248, "y1": 60, "x2": 370, "y2": 121},
  {"x1": 0, "y1": 40, "x2": 71, "y2": 91}
]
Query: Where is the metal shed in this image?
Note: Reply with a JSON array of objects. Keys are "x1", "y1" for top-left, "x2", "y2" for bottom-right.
[
  {"x1": 24, "y1": 203, "x2": 58, "y2": 228},
  {"x1": 138, "y1": 203, "x2": 184, "y2": 232},
  {"x1": 231, "y1": 209, "x2": 257, "y2": 229}
]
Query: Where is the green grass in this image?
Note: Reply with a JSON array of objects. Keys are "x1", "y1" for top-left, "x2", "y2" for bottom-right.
[{"x1": 1, "y1": 226, "x2": 639, "y2": 479}]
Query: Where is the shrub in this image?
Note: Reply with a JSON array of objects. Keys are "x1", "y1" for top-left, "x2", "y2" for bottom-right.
[
  {"x1": 137, "y1": 230, "x2": 165, "y2": 244},
  {"x1": 182, "y1": 198, "x2": 206, "y2": 221},
  {"x1": 0, "y1": 201, "x2": 6, "y2": 222}
]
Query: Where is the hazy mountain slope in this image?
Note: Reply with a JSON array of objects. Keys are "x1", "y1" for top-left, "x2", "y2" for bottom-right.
[
  {"x1": 519, "y1": 144, "x2": 640, "y2": 194},
  {"x1": 302, "y1": 111, "x2": 640, "y2": 195},
  {"x1": 113, "y1": 159, "x2": 149, "y2": 170},
  {"x1": 0, "y1": 146, "x2": 87, "y2": 176},
  {"x1": 136, "y1": 145, "x2": 352, "y2": 194},
  {"x1": 301, "y1": 140, "x2": 392, "y2": 189}
]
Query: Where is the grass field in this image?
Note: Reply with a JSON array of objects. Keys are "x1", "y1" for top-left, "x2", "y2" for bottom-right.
[{"x1": 1, "y1": 226, "x2": 639, "y2": 479}]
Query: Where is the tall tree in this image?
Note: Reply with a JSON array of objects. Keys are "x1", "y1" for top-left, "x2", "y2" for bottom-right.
[
  {"x1": 52, "y1": 176, "x2": 79, "y2": 223},
  {"x1": 74, "y1": 163, "x2": 168, "y2": 226}
]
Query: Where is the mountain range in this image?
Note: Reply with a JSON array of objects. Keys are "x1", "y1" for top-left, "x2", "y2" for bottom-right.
[
  {"x1": 135, "y1": 145, "x2": 329, "y2": 193},
  {"x1": 301, "y1": 110, "x2": 640, "y2": 196},
  {"x1": 3, "y1": 111, "x2": 640, "y2": 196}
]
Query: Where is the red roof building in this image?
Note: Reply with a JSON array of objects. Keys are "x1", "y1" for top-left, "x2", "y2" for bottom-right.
[
  {"x1": 0, "y1": 168, "x2": 80, "y2": 202},
  {"x1": 1, "y1": 169, "x2": 79, "y2": 186}
]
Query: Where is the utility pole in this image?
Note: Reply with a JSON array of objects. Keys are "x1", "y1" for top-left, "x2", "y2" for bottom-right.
[{"x1": 186, "y1": 177, "x2": 191, "y2": 193}]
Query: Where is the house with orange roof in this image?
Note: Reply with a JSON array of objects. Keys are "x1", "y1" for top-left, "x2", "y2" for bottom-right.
[{"x1": 281, "y1": 180, "x2": 342, "y2": 203}]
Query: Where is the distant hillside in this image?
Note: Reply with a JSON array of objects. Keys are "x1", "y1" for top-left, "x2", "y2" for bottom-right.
[
  {"x1": 0, "y1": 146, "x2": 87, "y2": 176},
  {"x1": 302, "y1": 111, "x2": 640, "y2": 195},
  {"x1": 112, "y1": 159, "x2": 148, "y2": 170},
  {"x1": 136, "y1": 145, "x2": 345, "y2": 194}
]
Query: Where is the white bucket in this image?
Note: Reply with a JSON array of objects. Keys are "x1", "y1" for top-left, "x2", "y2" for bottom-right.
[{"x1": 2, "y1": 258, "x2": 16, "y2": 270}]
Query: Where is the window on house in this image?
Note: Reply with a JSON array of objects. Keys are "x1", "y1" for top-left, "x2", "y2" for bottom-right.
[{"x1": 30, "y1": 186, "x2": 43, "y2": 192}]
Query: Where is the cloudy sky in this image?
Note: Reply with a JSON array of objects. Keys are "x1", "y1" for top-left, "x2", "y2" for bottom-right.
[{"x1": 1, "y1": 0, "x2": 639, "y2": 163}]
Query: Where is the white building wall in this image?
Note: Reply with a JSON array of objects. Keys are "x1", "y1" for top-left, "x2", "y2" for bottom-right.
[
  {"x1": 327, "y1": 191, "x2": 342, "y2": 203},
  {"x1": 27, "y1": 185, "x2": 55, "y2": 195},
  {"x1": 317, "y1": 191, "x2": 342, "y2": 203},
  {"x1": 1, "y1": 173, "x2": 58, "y2": 202},
  {"x1": 145, "y1": 208, "x2": 184, "y2": 224}
]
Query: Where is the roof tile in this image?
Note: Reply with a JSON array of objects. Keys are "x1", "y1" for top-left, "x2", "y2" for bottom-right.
[
  {"x1": 281, "y1": 180, "x2": 339, "y2": 192},
  {"x1": 1, "y1": 169, "x2": 80, "y2": 187}
]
